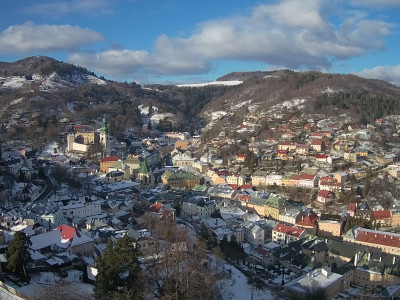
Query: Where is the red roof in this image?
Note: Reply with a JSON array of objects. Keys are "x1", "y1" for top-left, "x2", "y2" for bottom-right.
[
  {"x1": 300, "y1": 173, "x2": 315, "y2": 181},
  {"x1": 229, "y1": 184, "x2": 239, "y2": 190},
  {"x1": 74, "y1": 125, "x2": 86, "y2": 130},
  {"x1": 273, "y1": 223, "x2": 304, "y2": 237},
  {"x1": 101, "y1": 156, "x2": 119, "y2": 163},
  {"x1": 296, "y1": 214, "x2": 319, "y2": 228},
  {"x1": 347, "y1": 203, "x2": 356, "y2": 211},
  {"x1": 316, "y1": 154, "x2": 328, "y2": 159},
  {"x1": 371, "y1": 210, "x2": 391, "y2": 220},
  {"x1": 239, "y1": 195, "x2": 251, "y2": 202},
  {"x1": 236, "y1": 154, "x2": 246, "y2": 158},
  {"x1": 240, "y1": 184, "x2": 253, "y2": 190},
  {"x1": 55, "y1": 224, "x2": 80, "y2": 241},
  {"x1": 318, "y1": 190, "x2": 331, "y2": 198},
  {"x1": 311, "y1": 140, "x2": 323, "y2": 145},
  {"x1": 148, "y1": 202, "x2": 163, "y2": 214},
  {"x1": 356, "y1": 229, "x2": 400, "y2": 248}
]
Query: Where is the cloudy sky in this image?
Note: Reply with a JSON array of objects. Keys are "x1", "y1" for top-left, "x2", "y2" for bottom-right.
[{"x1": 1, "y1": 0, "x2": 400, "y2": 85}]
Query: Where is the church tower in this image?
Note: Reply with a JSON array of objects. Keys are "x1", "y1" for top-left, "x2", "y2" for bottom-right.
[
  {"x1": 138, "y1": 161, "x2": 154, "y2": 188},
  {"x1": 100, "y1": 117, "x2": 111, "y2": 156}
]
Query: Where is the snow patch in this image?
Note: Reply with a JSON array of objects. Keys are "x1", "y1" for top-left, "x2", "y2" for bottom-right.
[
  {"x1": 177, "y1": 80, "x2": 243, "y2": 87},
  {"x1": 10, "y1": 97, "x2": 25, "y2": 105},
  {"x1": 0, "y1": 76, "x2": 28, "y2": 89},
  {"x1": 234, "y1": 99, "x2": 252, "y2": 109},
  {"x1": 269, "y1": 98, "x2": 307, "y2": 111}
]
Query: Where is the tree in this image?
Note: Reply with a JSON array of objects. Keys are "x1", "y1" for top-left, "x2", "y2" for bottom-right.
[
  {"x1": 6, "y1": 232, "x2": 31, "y2": 282},
  {"x1": 143, "y1": 218, "x2": 221, "y2": 299},
  {"x1": 173, "y1": 198, "x2": 181, "y2": 217},
  {"x1": 94, "y1": 236, "x2": 141, "y2": 300}
]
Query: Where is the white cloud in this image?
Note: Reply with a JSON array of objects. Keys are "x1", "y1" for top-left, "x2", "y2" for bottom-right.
[
  {"x1": 350, "y1": 0, "x2": 400, "y2": 8},
  {"x1": 356, "y1": 65, "x2": 400, "y2": 86},
  {"x1": 21, "y1": 0, "x2": 115, "y2": 16},
  {"x1": 0, "y1": 22, "x2": 104, "y2": 54},
  {"x1": 68, "y1": 0, "x2": 393, "y2": 79}
]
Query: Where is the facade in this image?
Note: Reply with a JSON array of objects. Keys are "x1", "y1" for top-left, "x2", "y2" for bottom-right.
[{"x1": 318, "y1": 214, "x2": 342, "y2": 237}]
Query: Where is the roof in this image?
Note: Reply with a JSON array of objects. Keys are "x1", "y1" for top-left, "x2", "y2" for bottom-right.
[
  {"x1": 296, "y1": 214, "x2": 319, "y2": 227},
  {"x1": 318, "y1": 190, "x2": 332, "y2": 198},
  {"x1": 371, "y1": 210, "x2": 391, "y2": 220},
  {"x1": 101, "y1": 156, "x2": 119, "y2": 163},
  {"x1": 148, "y1": 202, "x2": 162, "y2": 213},
  {"x1": 273, "y1": 223, "x2": 304, "y2": 237},
  {"x1": 356, "y1": 228, "x2": 400, "y2": 249},
  {"x1": 347, "y1": 203, "x2": 357, "y2": 211},
  {"x1": 300, "y1": 173, "x2": 315, "y2": 181}
]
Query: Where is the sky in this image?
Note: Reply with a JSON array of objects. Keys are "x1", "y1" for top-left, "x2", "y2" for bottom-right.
[{"x1": 0, "y1": 0, "x2": 400, "y2": 85}]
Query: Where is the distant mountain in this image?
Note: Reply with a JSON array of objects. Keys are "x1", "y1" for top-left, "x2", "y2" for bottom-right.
[{"x1": 216, "y1": 70, "x2": 290, "y2": 82}]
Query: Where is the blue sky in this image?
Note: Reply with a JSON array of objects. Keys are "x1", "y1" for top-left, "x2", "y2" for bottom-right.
[{"x1": 1, "y1": 0, "x2": 400, "y2": 85}]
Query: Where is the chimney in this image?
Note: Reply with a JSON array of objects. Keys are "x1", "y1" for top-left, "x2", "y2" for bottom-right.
[
  {"x1": 354, "y1": 253, "x2": 358, "y2": 266},
  {"x1": 394, "y1": 257, "x2": 396, "y2": 265}
]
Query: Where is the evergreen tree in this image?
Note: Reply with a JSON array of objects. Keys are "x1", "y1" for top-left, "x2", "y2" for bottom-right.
[
  {"x1": 94, "y1": 236, "x2": 141, "y2": 300},
  {"x1": 6, "y1": 232, "x2": 31, "y2": 282},
  {"x1": 173, "y1": 199, "x2": 181, "y2": 217}
]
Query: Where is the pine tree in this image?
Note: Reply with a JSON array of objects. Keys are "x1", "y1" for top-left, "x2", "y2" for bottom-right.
[
  {"x1": 6, "y1": 232, "x2": 31, "y2": 282},
  {"x1": 94, "y1": 236, "x2": 141, "y2": 300}
]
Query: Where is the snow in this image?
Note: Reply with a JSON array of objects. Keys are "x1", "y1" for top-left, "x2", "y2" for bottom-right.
[
  {"x1": 16, "y1": 272, "x2": 94, "y2": 299},
  {"x1": 177, "y1": 80, "x2": 242, "y2": 87},
  {"x1": 0, "y1": 76, "x2": 28, "y2": 89},
  {"x1": 10, "y1": 98, "x2": 25, "y2": 105},
  {"x1": 269, "y1": 98, "x2": 307, "y2": 111},
  {"x1": 220, "y1": 264, "x2": 276, "y2": 300}
]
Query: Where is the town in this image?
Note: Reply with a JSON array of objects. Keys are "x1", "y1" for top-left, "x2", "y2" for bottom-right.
[{"x1": 1, "y1": 84, "x2": 400, "y2": 300}]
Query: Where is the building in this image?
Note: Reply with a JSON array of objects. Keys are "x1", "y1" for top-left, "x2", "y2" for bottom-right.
[
  {"x1": 264, "y1": 194, "x2": 286, "y2": 220},
  {"x1": 100, "y1": 156, "x2": 119, "y2": 173},
  {"x1": 272, "y1": 223, "x2": 305, "y2": 246},
  {"x1": 318, "y1": 214, "x2": 342, "y2": 237},
  {"x1": 284, "y1": 267, "x2": 343, "y2": 300},
  {"x1": 343, "y1": 227, "x2": 400, "y2": 255},
  {"x1": 317, "y1": 190, "x2": 334, "y2": 204},
  {"x1": 181, "y1": 195, "x2": 220, "y2": 219},
  {"x1": 161, "y1": 170, "x2": 201, "y2": 189}
]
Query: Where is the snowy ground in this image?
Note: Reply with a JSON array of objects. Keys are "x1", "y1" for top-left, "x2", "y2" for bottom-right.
[
  {"x1": 220, "y1": 264, "x2": 276, "y2": 300},
  {"x1": 14, "y1": 272, "x2": 94, "y2": 299}
]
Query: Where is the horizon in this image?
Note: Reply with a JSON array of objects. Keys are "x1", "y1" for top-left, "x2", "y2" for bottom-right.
[{"x1": 1, "y1": 1, "x2": 400, "y2": 85}]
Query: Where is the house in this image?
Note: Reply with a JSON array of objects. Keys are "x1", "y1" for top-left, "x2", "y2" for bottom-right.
[
  {"x1": 100, "y1": 156, "x2": 119, "y2": 173},
  {"x1": 317, "y1": 190, "x2": 334, "y2": 204},
  {"x1": 347, "y1": 203, "x2": 357, "y2": 217},
  {"x1": 174, "y1": 140, "x2": 191, "y2": 150},
  {"x1": 243, "y1": 221, "x2": 265, "y2": 246},
  {"x1": 279, "y1": 209, "x2": 306, "y2": 226},
  {"x1": 264, "y1": 194, "x2": 286, "y2": 220},
  {"x1": 299, "y1": 173, "x2": 319, "y2": 188},
  {"x1": 289, "y1": 174, "x2": 301, "y2": 187},
  {"x1": 315, "y1": 154, "x2": 332, "y2": 164},
  {"x1": 318, "y1": 214, "x2": 342, "y2": 237},
  {"x1": 246, "y1": 196, "x2": 267, "y2": 217},
  {"x1": 236, "y1": 154, "x2": 246, "y2": 162},
  {"x1": 371, "y1": 210, "x2": 391, "y2": 227},
  {"x1": 145, "y1": 202, "x2": 175, "y2": 220},
  {"x1": 265, "y1": 173, "x2": 283, "y2": 186},
  {"x1": 278, "y1": 142, "x2": 296, "y2": 151},
  {"x1": 295, "y1": 144, "x2": 309, "y2": 155},
  {"x1": 296, "y1": 213, "x2": 319, "y2": 234},
  {"x1": 272, "y1": 223, "x2": 305, "y2": 246},
  {"x1": 318, "y1": 176, "x2": 342, "y2": 192},
  {"x1": 310, "y1": 139, "x2": 324, "y2": 152},
  {"x1": 30, "y1": 224, "x2": 94, "y2": 256}
]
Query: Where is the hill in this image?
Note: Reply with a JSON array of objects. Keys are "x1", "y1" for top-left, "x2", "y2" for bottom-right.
[{"x1": 200, "y1": 70, "x2": 400, "y2": 141}]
